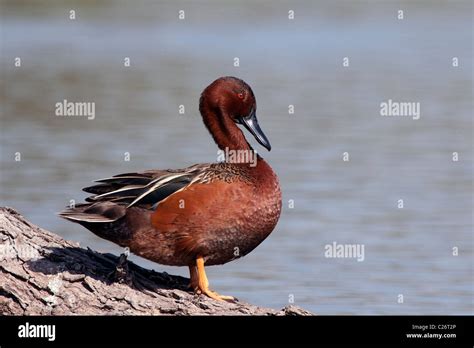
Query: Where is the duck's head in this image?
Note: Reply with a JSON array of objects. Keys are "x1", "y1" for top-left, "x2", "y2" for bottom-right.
[{"x1": 200, "y1": 76, "x2": 271, "y2": 151}]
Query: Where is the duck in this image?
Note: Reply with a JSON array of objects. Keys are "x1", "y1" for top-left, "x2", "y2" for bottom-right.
[{"x1": 59, "y1": 76, "x2": 282, "y2": 301}]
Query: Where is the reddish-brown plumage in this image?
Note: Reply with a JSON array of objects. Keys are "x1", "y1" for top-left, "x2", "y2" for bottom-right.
[
  {"x1": 147, "y1": 159, "x2": 281, "y2": 266},
  {"x1": 200, "y1": 77, "x2": 256, "y2": 151},
  {"x1": 60, "y1": 76, "x2": 282, "y2": 299}
]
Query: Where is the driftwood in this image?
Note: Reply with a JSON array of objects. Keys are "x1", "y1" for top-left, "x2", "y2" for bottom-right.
[{"x1": 0, "y1": 207, "x2": 312, "y2": 316}]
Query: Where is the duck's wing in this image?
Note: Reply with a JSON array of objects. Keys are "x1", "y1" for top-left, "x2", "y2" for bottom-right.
[{"x1": 58, "y1": 164, "x2": 211, "y2": 223}]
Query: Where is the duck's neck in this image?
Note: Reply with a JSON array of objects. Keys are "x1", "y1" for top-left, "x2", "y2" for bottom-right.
[{"x1": 201, "y1": 107, "x2": 252, "y2": 152}]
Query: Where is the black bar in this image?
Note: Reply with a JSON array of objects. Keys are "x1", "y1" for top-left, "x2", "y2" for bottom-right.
[{"x1": 0, "y1": 316, "x2": 472, "y2": 346}]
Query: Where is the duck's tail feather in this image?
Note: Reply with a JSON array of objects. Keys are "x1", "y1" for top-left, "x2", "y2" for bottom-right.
[{"x1": 58, "y1": 202, "x2": 126, "y2": 223}]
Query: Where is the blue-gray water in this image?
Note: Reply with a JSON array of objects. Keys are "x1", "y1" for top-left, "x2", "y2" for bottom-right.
[{"x1": 1, "y1": 0, "x2": 472, "y2": 314}]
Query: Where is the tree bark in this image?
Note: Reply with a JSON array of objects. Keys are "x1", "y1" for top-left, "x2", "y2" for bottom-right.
[{"x1": 0, "y1": 207, "x2": 312, "y2": 316}]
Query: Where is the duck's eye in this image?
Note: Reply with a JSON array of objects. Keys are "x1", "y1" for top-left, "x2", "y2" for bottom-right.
[{"x1": 237, "y1": 93, "x2": 244, "y2": 99}]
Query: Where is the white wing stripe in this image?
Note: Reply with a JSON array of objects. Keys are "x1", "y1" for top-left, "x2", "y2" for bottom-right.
[{"x1": 127, "y1": 173, "x2": 191, "y2": 208}]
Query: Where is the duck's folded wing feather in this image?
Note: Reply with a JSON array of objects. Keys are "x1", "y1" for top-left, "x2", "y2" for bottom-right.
[
  {"x1": 85, "y1": 166, "x2": 207, "y2": 206},
  {"x1": 59, "y1": 164, "x2": 209, "y2": 223}
]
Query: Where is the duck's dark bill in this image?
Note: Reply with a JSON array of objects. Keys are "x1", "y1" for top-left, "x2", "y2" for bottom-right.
[{"x1": 239, "y1": 109, "x2": 271, "y2": 151}]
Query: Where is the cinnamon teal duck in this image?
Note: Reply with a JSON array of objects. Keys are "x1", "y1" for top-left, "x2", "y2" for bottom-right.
[{"x1": 59, "y1": 76, "x2": 282, "y2": 301}]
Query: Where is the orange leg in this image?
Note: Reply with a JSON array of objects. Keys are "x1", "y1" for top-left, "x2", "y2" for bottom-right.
[{"x1": 194, "y1": 256, "x2": 235, "y2": 302}]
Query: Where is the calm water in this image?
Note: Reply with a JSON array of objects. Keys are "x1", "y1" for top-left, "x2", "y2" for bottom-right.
[{"x1": 1, "y1": 1, "x2": 472, "y2": 314}]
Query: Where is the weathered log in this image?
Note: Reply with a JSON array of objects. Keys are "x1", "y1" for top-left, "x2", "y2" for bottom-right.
[{"x1": 0, "y1": 207, "x2": 312, "y2": 316}]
